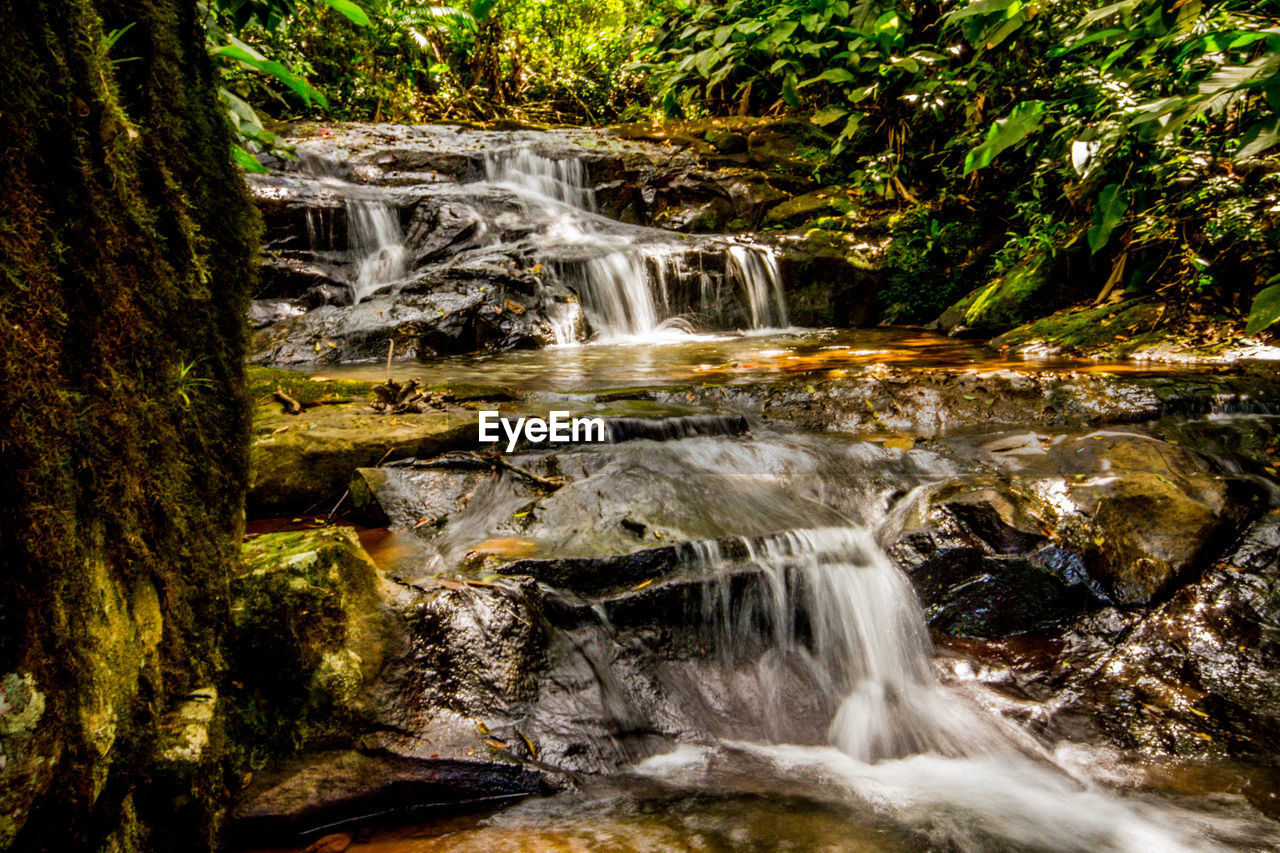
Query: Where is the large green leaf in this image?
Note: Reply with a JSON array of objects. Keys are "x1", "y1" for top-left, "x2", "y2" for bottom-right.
[
  {"x1": 944, "y1": 0, "x2": 1020, "y2": 25},
  {"x1": 799, "y1": 67, "x2": 856, "y2": 88},
  {"x1": 811, "y1": 105, "x2": 849, "y2": 126},
  {"x1": 1077, "y1": 0, "x2": 1140, "y2": 29},
  {"x1": 1087, "y1": 183, "x2": 1128, "y2": 254},
  {"x1": 232, "y1": 145, "x2": 269, "y2": 173},
  {"x1": 962, "y1": 100, "x2": 1045, "y2": 174},
  {"x1": 320, "y1": 0, "x2": 370, "y2": 26},
  {"x1": 1236, "y1": 117, "x2": 1280, "y2": 161},
  {"x1": 1245, "y1": 280, "x2": 1280, "y2": 336}
]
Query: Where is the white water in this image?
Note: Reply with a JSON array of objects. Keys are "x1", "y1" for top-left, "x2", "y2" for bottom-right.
[
  {"x1": 483, "y1": 147, "x2": 788, "y2": 341},
  {"x1": 347, "y1": 199, "x2": 408, "y2": 303},
  {"x1": 297, "y1": 155, "x2": 408, "y2": 303},
  {"x1": 727, "y1": 244, "x2": 789, "y2": 330},
  {"x1": 644, "y1": 526, "x2": 1277, "y2": 852}
]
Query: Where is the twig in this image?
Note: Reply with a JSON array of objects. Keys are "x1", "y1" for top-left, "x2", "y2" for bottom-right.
[
  {"x1": 483, "y1": 451, "x2": 565, "y2": 490},
  {"x1": 325, "y1": 447, "x2": 401, "y2": 525},
  {"x1": 273, "y1": 385, "x2": 304, "y2": 415},
  {"x1": 386, "y1": 339, "x2": 394, "y2": 384}
]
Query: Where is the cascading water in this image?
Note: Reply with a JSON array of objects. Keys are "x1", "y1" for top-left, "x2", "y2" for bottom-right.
[
  {"x1": 629, "y1": 525, "x2": 1271, "y2": 852},
  {"x1": 346, "y1": 199, "x2": 408, "y2": 303},
  {"x1": 481, "y1": 147, "x2": 789, "y2": 340},
  {"x1": 297, "y1": 154, "x2": 408, "y2": 303},
  {"x1": 727, "y1": 243, "x2": 789, "y2": 330},
  {"x1": 485, "y1": 148, "x2": 597, "y2": 211}
]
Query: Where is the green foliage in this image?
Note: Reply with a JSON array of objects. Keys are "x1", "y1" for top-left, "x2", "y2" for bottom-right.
[
  {"x1": 1088, "y1": 183, "x2": 1129, "y2": 255},
  {"x1": 1246, "y1": 277, "x2": 1280, "y2": 335},
  {"x1": 880, "y1": 205, "x2": 988, "y2": 322},
  {"x1": 647, "y1": 0, "x2": 1280, "y2": 325},
  {"x1": 962, "y1": 101, "x2": 1044, "y2": 174}
]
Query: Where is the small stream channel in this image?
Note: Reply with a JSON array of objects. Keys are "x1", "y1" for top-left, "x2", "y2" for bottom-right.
[{"x1": 243, "y1": 125, "x2": 1280, "y2": 852}]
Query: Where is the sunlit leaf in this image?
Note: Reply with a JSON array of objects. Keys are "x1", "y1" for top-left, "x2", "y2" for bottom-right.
[
  {"x1": 320, "y1": 0, "x2": 371, "y2": 26},
  {"x1": 1246, "y1": 280, "x2": 1280, "y2": 336},
  {"x1": 1087, "y1": 183, "x2": 1128, "y2": 254},
  {"x1": 963, "y1": 100, "x2": 1045, "y2": 174},
  {"x1": 231, "y1": 145, "x2": 268, "y2": 173}
]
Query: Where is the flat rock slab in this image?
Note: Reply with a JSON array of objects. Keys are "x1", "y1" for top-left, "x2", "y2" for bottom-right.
[
  {"x1": 230, "y1": 749, "x2": 543, "y2": 845},
  {"x1": 250, "y1": 404, "x2": 477, "y2": 512}
]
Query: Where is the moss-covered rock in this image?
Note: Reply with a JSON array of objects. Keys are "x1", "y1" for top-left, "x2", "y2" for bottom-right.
[
  {"x1": 763, "y1": 187, "x2": 856, "y2": 228},
  {"x1": 233, "y1": 529, "x2": 393, "y2": 753},
  {"x1": 250, "y1": 403, "x2": 478, "y2": 512},
  {"x1": 937, "y1": 251, "x2": 1055, "y2": 335}
]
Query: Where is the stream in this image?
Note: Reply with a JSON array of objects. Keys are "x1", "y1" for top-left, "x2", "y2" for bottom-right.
[{"x1": 242, "y1": 124, "x2": 1280, "y2": 852}]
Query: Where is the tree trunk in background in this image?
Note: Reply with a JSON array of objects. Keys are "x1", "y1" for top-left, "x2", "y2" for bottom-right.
[{"x1": 0, "y1": 2, "x2": 257, "y2": 850}]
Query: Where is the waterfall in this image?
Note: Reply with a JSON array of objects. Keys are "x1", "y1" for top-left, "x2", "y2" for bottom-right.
[
  {"x1": 485, "y1": 149, "x2": 597, "y2": 211},
  {"x1": 628, "y1": 524, "x2": 1263, "y2": 852},
  {"x1": 727, "y1": 244, "x2": 789, "y2": 330},
  {"x1": 686, "y1": 527, "x2": 997, "y2": 758},
  {"x1": 482, "y1": 147, "x2": 789, "y2": 340},
  {"x1": 296, "y1": 154, "x2": 408, "y2": 303},
  {"x1": 346, "y1": 199, "x2": 408, "y2": 304}
]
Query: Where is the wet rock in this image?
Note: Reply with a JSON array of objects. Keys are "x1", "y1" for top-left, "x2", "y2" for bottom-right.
[
  {"x1": 230, "y1": 530, "x2": 557, "y2": 841},
  {"x1": 377, "y1": 575, "x2": 547, "y2": 730},
  {"x1": 250, "y1": 403, "x2": 476, "y2": 512},
  {"x1": 349, "y1": 464, "x2": 505, "y2": 529},
  {"x1": 769, "y1": 231, "x2": 883, "y2": 327},
  {"x1": 249, "y1": 281, "x2": 570, "y2": 365},
  {"x1": 891, "y1": 430, "x2": 1263, "y2": 614},
  {"x1": 887, "y1": 479, "x2": 1097, "y2": 638},
  {"x1": 1014, "y1": 431, "x2": 1263, "y2": 604},
  {"x1": 1029, "y1": 515, "x2": 1280, "y2": 762},
  {"x1": 231, "y1": 749, "x2": 543, "y2": 845},
  {"x1": 672, "y1": 367, "x2": 1280, "y2": 438}
]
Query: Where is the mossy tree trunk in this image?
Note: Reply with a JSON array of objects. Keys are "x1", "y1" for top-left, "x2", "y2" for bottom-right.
[{"x1": 0, "y1": 2, "x2": 257, "y2": 850}]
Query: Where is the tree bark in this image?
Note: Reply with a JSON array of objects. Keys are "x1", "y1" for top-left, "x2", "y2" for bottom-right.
[{"x1": 0, "y1": 2, "x2": 257, "y2": 850}]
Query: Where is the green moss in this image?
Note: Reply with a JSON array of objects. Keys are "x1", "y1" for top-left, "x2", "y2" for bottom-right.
[
  {"x1": 0, "y1": 2, "x2": 257, "y2": 849},
  {"x1": 939, "y1": 251, "x2": 1054, "y2": 334},
  {"x1": 231, "y1": 529, "x2": 386, "y2": 759},
  {"x1": 248, "y1": 366, "x2": 379, "y2": 406},
  {"x1": 994, "y1": 300, "x2": 1169, "y2": 354}
]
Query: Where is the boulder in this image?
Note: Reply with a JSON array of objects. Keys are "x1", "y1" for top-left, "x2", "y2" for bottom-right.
[
  {"x1": 231, "y1": 749, "x2": 544, "y2": 845},
  {"x1": 887, "y1": 479, "x2": 1098, "y2": 638},
  {"x1": 234, "y1": 529, "x2": 394, "y2": 750},
  {"x1": 936, "y1": 251, "x2": 1055, "y2": 336},
  {"x1": 1034, "y1": 516, "x2": 1280, "y2": 761},
  {"x1": 1018, "y1": 431, "x2": 1263, "y2": 604},
  {"x1": 230, "y1": 530, "x2": 555, "y2": 843},
  {"x1": 763, "y1": 187, "x2": 854, "y2": 228},
  {"x1": 887, "y1": 430, "x2": 1265, "y2": 641}
]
